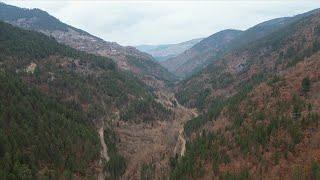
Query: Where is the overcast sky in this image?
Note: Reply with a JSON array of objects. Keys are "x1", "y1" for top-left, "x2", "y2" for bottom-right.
[{"x1": 2, "y1": 0, "x2": 320, "y2": 46}]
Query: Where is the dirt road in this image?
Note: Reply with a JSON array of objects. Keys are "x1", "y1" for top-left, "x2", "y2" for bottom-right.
[{"x1": 97, "y1": 125, "x2": 110, "y2": 180}]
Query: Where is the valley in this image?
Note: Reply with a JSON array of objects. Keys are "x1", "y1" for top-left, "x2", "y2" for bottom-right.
[{"x1": 0, "y1": 2, "x2": 320, "y2": 180}]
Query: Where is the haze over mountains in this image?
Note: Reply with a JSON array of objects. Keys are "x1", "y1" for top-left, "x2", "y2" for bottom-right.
[
  {"x1": 1, "y1": 2, "x2": 320, "y2": 179},
  {"x1": 136, "y1": 38, "x2": 203, "y2": 62}
]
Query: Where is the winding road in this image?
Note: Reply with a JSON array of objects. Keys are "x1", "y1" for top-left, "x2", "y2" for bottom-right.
[
  {"x1": 99, "y1": 126, "x2": 110, "y2": 162},
  {"x1": 170, "y1": 93, "x2": 197, "y2": 157},
  {"x1": 98, "y1": 125, "x2": 109, "y2": 180},
  {"x1": 178, "y1": 128, "x2": 186, "y2": 156}
]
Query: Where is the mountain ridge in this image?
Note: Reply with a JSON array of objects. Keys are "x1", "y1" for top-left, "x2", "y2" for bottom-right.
[
  {"x1": 0, "y1": 2, "x2": 177, "y2": 89},
  {"x1": 163, "y1": 9, "x2": 320, "y2": 79},
  {"x1": 161, "y1": 29, "x2": 242, "y2": 78}
]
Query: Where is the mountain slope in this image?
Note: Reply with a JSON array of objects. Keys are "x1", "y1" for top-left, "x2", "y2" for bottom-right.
[
  {"x1": 161, "y1": 30, "x2": 242, "y2": 78},
  {"x1": 136, "y1": 38, "x2": 203, "y2": 62},
  {"x1": 176, "y1": 8, "x2": 320, "y2": 110},
  {"x1": 171, "y1": 8, "x2": 320, "y2": 179},
  {"x1": 0, "y1": 2, "x2": 176, "y2": 89},
  {"x1": 0, "y1": 21, "x2": 172, "y2": 178},
  {"x1": 164, "y1": 9, "x2": 320, "y2": 79}
]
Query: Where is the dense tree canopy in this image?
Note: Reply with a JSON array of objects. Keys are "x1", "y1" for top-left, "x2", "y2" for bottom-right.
[{"x1": 0, "y1": 72, "x2": 100, "y2": 178}]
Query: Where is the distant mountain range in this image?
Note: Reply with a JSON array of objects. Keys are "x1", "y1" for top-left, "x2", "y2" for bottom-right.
[
  {"x1": 161, "y1": 29, "x2": 242, "y2": 78},
  {"x1": 161, "y1": 9, "x2": 320, "y2": 78},
  {"x1": 136, "y1": 38, "x2": 203, "y2": 61}
]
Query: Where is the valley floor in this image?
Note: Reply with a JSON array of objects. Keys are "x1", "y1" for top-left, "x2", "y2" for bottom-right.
[{"x1": 112, "y1": 91, "x2": 197, "y2": 179}]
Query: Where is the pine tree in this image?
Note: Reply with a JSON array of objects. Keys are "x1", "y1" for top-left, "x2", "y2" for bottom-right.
[{"x1": 301, "y1": 77, "x2": 311, "y2": 94}]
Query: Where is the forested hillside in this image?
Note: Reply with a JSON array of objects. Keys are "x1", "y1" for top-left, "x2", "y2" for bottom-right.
[
  {"x1": 0, "y1": 21, "x2": 171, "y2": 178},
  {"x1": 176, "y1": 8, "x2": 320, "y2": 110},
  {"x1": 171, "y1": 9, "x2": 320, "y2": 179},
  {"x1": 0, "y1": 72, "x2": 100, "y2": 178}
]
